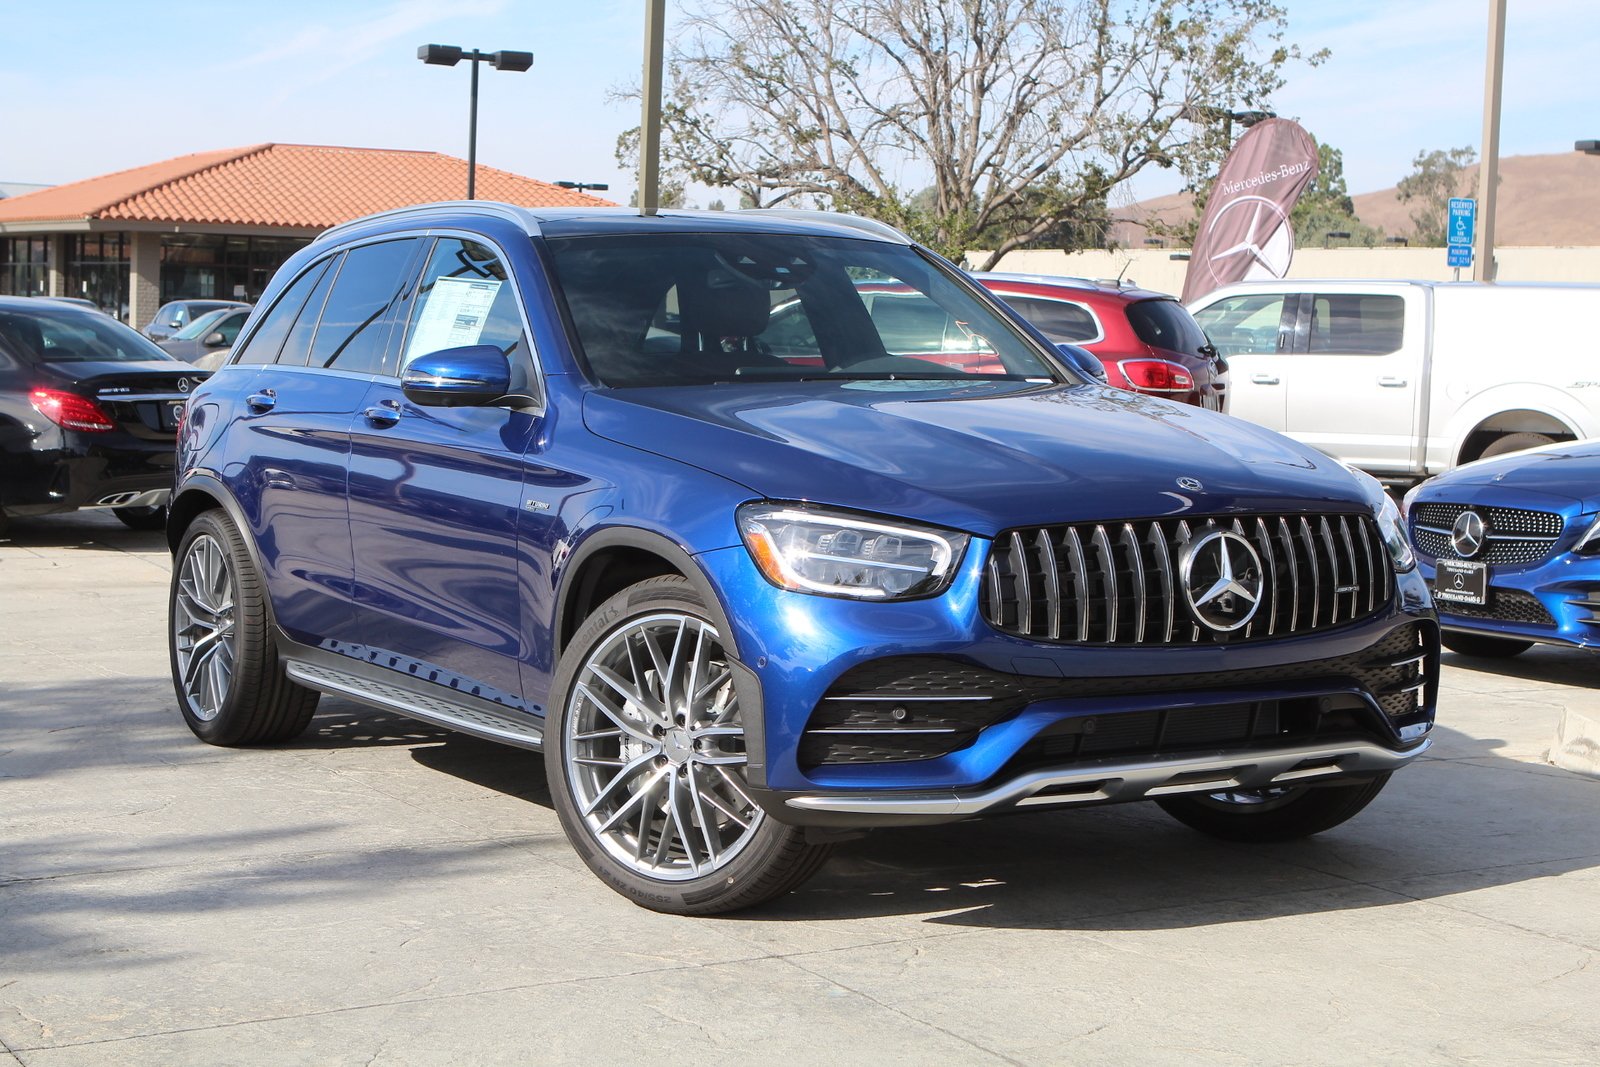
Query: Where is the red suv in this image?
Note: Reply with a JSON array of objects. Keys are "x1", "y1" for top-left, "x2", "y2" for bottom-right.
[{"x1": 974, "y1": 273, "x2": 1225, "y2": 409}]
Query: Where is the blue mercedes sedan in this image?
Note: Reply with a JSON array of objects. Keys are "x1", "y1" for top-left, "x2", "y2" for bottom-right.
[
  {"x1": 1405, "y1": 440, "x2": 1600, "y2": 658},
  {"x1": 166, "y1": 203, "x2": 1436, "y2": 913}
]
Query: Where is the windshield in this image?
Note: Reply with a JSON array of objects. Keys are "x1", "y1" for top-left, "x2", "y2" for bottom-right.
[
  {"x1": 0, "y1": 305, "x2": 175, "y2": 364},
  {"x1": 544, "y1": 232, "x2": 1064, "y2": 387},
  {"x1": 172, "y1": 308, "x2": 232, "y2": 340}
]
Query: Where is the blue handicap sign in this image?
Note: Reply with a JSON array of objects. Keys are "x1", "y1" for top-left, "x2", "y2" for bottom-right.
[
  {"x1": 1448, "y1": 198, "x2": 1476, "y2": 247},
  {"x1": 1448, "y1": 244, "x2": 1472, "y2": 268}
]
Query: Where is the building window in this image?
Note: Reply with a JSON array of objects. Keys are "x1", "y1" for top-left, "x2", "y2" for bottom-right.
[
  {"x1": 0, "y1": 236, "x2": 50, "y2": 298},
  {"x1": 65, "y1": 233, "x2": 130, "y2": 320},
  {"x1": 160, "y1": 235, "x2": 310, "y2": 305}
]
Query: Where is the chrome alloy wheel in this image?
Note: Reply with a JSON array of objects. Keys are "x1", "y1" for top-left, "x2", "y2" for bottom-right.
[
  {"x1": 172, "y1": 533, "x2": 238, "y2": 721},
  {"x1": 564, "y1": 612, "x2": 764, "y2": 881}
]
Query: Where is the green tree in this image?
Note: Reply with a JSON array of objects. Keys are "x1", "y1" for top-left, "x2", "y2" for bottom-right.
[
  {"x1": 1291, "y1": 141, "x2": 1383, "y2": 247},
  {"x1": 618, "y1": 0, "x2": 1323, "y2": 270},
  {"x1": 1396, "y1": 146, "x2": 1477, "y2": 246}
]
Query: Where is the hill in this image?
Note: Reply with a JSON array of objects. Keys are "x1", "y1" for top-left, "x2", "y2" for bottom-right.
[{"x1": 1107, "y1": 151, "x2": 1600, "y2": 248}]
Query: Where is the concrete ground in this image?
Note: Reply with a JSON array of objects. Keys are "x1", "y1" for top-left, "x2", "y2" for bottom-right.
[{"x1": 2, "y1": 511, "x2": 1598, "y2": 1066}]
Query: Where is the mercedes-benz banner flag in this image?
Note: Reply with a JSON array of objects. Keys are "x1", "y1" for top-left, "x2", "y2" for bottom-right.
[{"x1": 1181, "y1": 118, "x2": 1320, "y2": 305}]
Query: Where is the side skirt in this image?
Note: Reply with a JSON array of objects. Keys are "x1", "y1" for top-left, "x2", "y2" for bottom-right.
[{"x1": 279, "y1": 638, "x2": 544, "y2": 750}]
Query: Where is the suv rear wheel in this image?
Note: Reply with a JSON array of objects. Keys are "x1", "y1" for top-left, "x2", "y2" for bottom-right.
[
  {"x1": 170, "y1": 510, "x2": 318, "y2": 745},
  {"x1": 1156, "y1": 775, "x2": 1392, "y2": 842},
  {"x1": 547, "y1": 575, "x2": 831, "y2": 914}
]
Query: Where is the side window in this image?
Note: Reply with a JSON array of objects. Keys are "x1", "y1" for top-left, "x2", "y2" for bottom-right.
[
  {"x1": 1309, "y1": 293, "x2": 1405, "y2": 355},
  {"x1": 308, "y1": 239, "x2": 419, "y2": 374},
  {"x1": 1192, "y1": 294, "x2": 1290, "y2": 358},
  {"x1": 400, "y1": 238, "x2": 530, "y2": 376},
  {"x1": 275, "y1": 254, "x2": 340, "y2": 367},
  {"x1": 233, "y1": 258, "x2": 332, "y2": 365},
  {"x1": 217, "y1": 311, "x2": 247, "y2": 345},
  {"x1": 1001, "y1": 296, "x2": 1101, "y2": 343}
]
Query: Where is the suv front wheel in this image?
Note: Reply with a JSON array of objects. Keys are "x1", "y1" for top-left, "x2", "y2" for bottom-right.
[
  {"x1": 546, "y1": 575, "x2": 831, "y2": 914},
  {"x1": 1156, "y1": 775, "x2": 1393, "y2": 842}
]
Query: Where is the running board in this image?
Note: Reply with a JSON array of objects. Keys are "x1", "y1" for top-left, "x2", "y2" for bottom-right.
[{"x1": 285, "y1": 659, "x2": 544, "y2": 750}]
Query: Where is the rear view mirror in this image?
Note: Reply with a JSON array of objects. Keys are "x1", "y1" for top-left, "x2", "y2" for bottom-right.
[
  {"x1": 401, "y1": 345, "x2": 512, "y2": 407},
  {"x1": 204, "y1": 331, "x2": 227, "y2": 347}
]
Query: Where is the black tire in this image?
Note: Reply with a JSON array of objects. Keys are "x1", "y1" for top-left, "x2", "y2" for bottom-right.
[
  {"x1": 1156, "y1": 774, "x2": 1392, "y2": 843},
  {"x1": 1477, "y1": 432, "x2": 1555, "y2": 460},
  {"x1": 546, "y1": 575, "x2": 831, "y2": 914},
  {"x1": 113, "y1": 505, "x2": 168, "y2": 531},
  {"x1": 169, "y1": 509, "x2": 318, "y2": 745},
  {"x1": 1441, "y1": 630, "x2": 1533, "y2": 658}
]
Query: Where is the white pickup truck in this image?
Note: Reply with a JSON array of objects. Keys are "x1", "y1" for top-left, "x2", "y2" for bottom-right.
[{"x1": 1189, "y1": 280, "x2": 1600, "y2": 480}]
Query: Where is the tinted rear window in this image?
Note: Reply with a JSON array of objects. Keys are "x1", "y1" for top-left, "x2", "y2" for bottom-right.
[
  {"x1": 0, "y1": 305, "x2": 173, "y2": 363},
  {"x1": 997, "y1": 295, "x2": 1102, "y2": 343},
  {"x1": 1126, "y1": 298, "x2": 1208, "y2": 354}
]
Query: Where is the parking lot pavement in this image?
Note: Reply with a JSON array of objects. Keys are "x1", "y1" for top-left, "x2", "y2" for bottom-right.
[{"x1": 3, "y1": 513, "x2": 1598, "y2": 1066}]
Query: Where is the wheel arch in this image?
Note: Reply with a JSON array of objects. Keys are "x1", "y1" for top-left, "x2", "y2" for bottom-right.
[
  {"x1": 554, "y1": 526, "x2": 740, "y2": 659},
  {"x1": 1438, "y1": 384, "x2": 1593, "y2": 467},
  {"x1": 167, "y1": 474, "x2": 260, "y2": 570}
]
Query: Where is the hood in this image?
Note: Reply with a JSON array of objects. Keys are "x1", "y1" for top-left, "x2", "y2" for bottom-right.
[
  {"x1": 1422, "y1": 439, "x2": 1600, "y2": 512},
  {"x1": 583, "y1": 380, "x2": 1370, "y2": 537}
]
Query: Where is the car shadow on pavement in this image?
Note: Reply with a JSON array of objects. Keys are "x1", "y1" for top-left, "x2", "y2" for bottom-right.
[
  {"x1": 7, "y1": 684, "x2": 1597, "y2": 937},
  {"x1": 1438, "y1": 644, "x2": 1600, "y2": 689},
  {"x1": 0, "y1": 512, "x2": 168, "y2": 551}
]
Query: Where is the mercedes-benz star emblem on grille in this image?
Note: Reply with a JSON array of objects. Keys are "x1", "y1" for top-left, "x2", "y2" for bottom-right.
[
  {"x1": 177, "y1": 378, "x2": 192, "y2": 393},
  {"x1": 1451, "y1": 510, "x2": 1487, "y2": 557},
  {"x1": 1176, "y1": 477, "x2": 1204, "y2": 492},
  {"x1": 1180, "y1": 530, "x2": 1264, "y2": 632}
]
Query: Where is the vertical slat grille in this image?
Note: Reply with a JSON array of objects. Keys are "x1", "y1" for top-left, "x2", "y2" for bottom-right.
[{"x1": 982, "y1": 513, "x2": 1394, "y2": 646}]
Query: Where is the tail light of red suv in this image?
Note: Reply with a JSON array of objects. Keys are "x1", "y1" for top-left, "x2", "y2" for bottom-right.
[{"x1": 1115, "y1": 359, "x2": 1194, "y2": 396}]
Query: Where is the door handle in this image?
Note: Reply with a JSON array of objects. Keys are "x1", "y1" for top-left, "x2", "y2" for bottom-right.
[
  {"x1": 363, "y1": 401, "x2": 402, "y2": 427},
  {"x1": 1250, "y1": 374, "x2": 1280, "y2": 385},
  {"x1": 245, "y1": 390, "x2": 276, "y2": 413},
  {"x1": 1377, "y1": 376, "x2": 1408, "y2": 388}
]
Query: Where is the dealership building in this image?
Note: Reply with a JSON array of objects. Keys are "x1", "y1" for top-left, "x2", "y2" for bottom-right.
[{"x1": 0, "y1": 143, "x2": 611, "y2": 328}]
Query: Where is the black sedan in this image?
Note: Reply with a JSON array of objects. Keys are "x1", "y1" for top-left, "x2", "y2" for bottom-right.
[{"x1": 0, "y1": 297, "x2": 205, "y2": 534}]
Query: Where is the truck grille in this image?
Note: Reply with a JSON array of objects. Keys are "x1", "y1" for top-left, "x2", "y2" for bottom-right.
[
  {"x1": 1411, "y1": 502, "x2": 1563, "y2": 567},
  {"x1": 981, "y1": 514, "x2": 1392, "y2": 645}
]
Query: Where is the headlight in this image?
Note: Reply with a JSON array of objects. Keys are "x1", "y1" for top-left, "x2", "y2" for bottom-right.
[
  {"x1": 1574, "y1": 514, "x2": 1600, "y2": 555},
  {"x1": 1375, "y1": 492, "x2": 1416, "y2": 573},
  {"x1": 738, "y1": 503, "x2": 969, "y2": 600},
  {"x1": 1340, "y1": 463, "x2": 1415, "y2": 573}
]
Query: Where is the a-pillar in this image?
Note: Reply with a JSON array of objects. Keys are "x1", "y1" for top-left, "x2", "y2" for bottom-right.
[{"x1": 128, "y1": 230, "x2": 162, "y2": 328}]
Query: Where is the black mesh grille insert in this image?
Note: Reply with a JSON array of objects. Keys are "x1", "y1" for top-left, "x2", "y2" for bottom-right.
[
  {"x1": 1437, "y1": 589, "x2": 1556, "y2": 626},
  {"x1": 801, "y1": 623, "x2": 1432, "y2": 766}
]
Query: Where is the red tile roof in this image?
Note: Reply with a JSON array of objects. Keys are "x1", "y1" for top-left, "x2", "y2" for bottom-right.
[{"x1": 0, "y1": 143, "x2": 616, "y2": 228}]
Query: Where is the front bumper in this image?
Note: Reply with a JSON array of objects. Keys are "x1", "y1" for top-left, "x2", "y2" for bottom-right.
[
  {"x1": 1419, "y1": 553, "x2": 1600, "y2": 650},
  {"x1": 695, "y1": 541, "x2": 1437, "y2": 824}
]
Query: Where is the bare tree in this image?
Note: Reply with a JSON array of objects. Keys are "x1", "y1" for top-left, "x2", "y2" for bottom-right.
[{"x1": 620, "y1": 0, "x2": 1319, "y2": 269}]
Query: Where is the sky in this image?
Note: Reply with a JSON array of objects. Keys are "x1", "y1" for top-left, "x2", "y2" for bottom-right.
[{"x1": 0, "y1": 0, "x2": 1595, "y2": 209}]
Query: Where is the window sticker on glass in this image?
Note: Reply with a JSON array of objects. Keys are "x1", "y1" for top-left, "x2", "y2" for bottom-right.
[{"x1": 405, "y1": 277, "x2": 502, "y2": 364}]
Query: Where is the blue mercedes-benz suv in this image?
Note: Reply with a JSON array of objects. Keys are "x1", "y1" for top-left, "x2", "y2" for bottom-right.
[{"x1": 167, "y1": 203, "x2": 1437, "y2": 913}]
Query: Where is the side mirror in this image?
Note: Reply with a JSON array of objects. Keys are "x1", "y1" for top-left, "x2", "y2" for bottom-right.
[
  {"x1": 203, "y1": 331, "x2": 227, "y2": 347},
  {"x1": 1056, "y1": 343, "x2": 1107, "y2": 384},
  {"x1": 401, "y1": 344, "x2": 512, "y2": 407}
]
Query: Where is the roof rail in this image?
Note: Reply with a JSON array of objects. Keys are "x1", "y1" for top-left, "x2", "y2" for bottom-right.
[
  {"x1": 969, "y1": 271, "x2": 1104, "y2": 289},
  {"x1": 740, "y1": 208, "x2": 911, "y2": 244},
  {"x1": 315, "y1": 200, "x2": 538, "y2": 243}
]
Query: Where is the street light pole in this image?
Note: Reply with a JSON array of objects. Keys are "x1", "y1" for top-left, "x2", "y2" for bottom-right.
[
  {"x1": 418, "y1": 44, "x2": 534, "y2": 200},
  {"x1": 1472, "y1": 0, "x2": 1506, "y2": 282}
]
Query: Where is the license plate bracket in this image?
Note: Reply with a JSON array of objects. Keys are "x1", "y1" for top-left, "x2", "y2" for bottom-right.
[{"x1": 1434, "y1": 558, "x2": 1487, "y2": 606}]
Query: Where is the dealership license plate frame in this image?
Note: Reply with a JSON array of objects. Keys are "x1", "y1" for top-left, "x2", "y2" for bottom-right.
[{"x1": 1434, "y1": 558, "x2": 1488, "y2": 606}]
